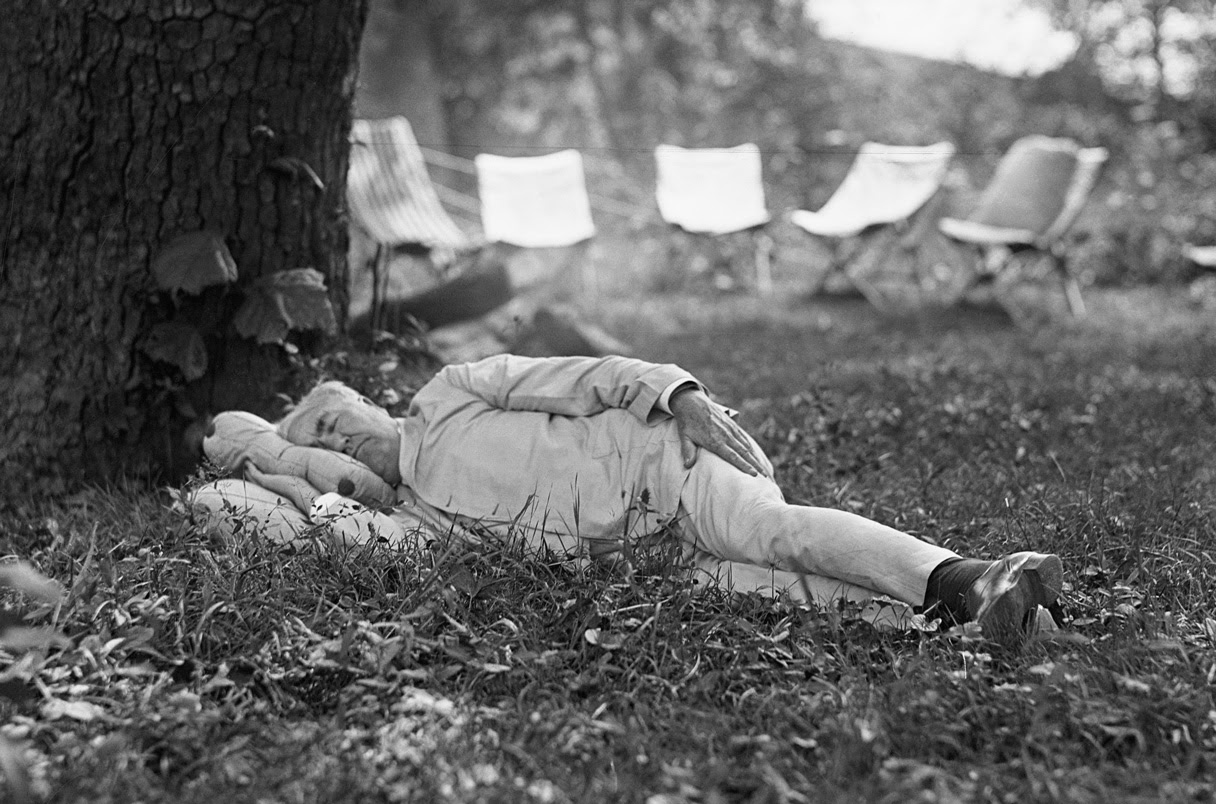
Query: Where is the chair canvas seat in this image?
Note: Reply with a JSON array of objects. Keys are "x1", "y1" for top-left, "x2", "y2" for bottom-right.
[
  {"x1": 348, "y1": 116, "x2": 470, "y2": 251},
  {"x1": 791, "y1": 141, "x2": 956, "y2": 238},
  {"x1": 652, "y1": 143, "x2": 774, "y2": 295},
  {"x1": 654, "y1": 143, "x2": 770, "y2": 235},
  {"x1": 474, "y1": 150, "x2": 596, "y2": 248},
  {"x1": 1184, "y1": 244, "x2": 1216, "y2": 269},
  {"x1": 938, "y1": 218, "x2": 1039, "y2": 247}
]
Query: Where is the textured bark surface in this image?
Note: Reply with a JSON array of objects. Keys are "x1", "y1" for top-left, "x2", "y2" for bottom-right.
[{"x1": 0, "y1": 0, "x2": 367, "y2": 490}]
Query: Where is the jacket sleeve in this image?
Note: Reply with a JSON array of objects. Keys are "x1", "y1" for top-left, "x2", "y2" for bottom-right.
[{"x1": 419, "y1": 354, "x2": 705, "y2": 424}]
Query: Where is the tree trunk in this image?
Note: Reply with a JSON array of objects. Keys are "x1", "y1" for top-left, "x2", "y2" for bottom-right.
[{"x1": 0, "y1": 0, "x2": 368, "y2": 491}]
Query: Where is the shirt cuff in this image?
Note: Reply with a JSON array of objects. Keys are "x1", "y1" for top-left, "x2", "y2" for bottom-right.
[{"x1": 657, "y1": 379, "x2": 702, "y2": 414}]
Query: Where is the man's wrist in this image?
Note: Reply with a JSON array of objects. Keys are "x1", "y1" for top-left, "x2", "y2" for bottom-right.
[{"x1": 658, "y1": 379, "x2": 702, "y2": 414}]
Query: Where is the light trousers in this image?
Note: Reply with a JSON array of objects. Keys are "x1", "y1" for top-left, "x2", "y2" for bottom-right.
[
  {"x1": 186, "y1": 456, "x2": 957, "y2": 609},
  {"x1": 675, "y1": 449, "x2": 958, "y2": 608}
]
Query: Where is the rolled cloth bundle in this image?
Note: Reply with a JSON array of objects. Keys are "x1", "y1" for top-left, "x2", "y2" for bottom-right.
[{"x1": 203, "y1": 410, "x2": 397, "y2": 509}]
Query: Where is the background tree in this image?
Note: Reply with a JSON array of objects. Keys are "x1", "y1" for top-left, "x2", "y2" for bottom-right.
[
  {"x1": 0, "y1": 0, "x2": 368, "y2": 491},
  {"x1": 356, "y1": 0, "x2": 448, "y2": 148},
  {"x1": 1025, "y1": 0, "x2": 1216, "y2": 279},
  {"x1": 430, "y1": 0, "x2": 834, "y2": 206},
  {"x1": 1033, "y1": 0, "x2": 1216, "y2": 130}
]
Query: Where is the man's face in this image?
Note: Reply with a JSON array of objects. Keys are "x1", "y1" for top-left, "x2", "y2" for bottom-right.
[{"x1": 310, "y1": 394, "x2": 402, "y2": 485}]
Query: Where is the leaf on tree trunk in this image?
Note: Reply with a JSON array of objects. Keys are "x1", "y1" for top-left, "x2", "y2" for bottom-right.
[
  {"x1": 139, "y1": 322, "x2": 209, "y2": 381},
  {"x1": 233, "y1": 268, "x2": 337, "y2": 345},
  {"x1": 151, "y1": 231, "x2": 238, "y2": 295},
  {"x1": 269, "y1": 156, "x2": 326, "y2": 191}
]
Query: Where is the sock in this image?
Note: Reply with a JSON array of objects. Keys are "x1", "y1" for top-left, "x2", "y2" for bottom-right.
[{"x1": 923, "y1": 557, "x2": 993, "y2": 623}]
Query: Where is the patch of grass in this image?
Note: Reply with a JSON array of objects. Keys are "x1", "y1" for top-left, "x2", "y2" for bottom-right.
[{"x1": 3, "y1": 286, "x2": 1216, "y2": 802}]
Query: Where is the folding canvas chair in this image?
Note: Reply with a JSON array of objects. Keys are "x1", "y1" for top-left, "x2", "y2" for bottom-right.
[
  {"x1": 654, "y1": 143, "x2": 773, "y2": 294},
  {"x1": 347, "y1": 116, "x2": 476, "y2": 331},
  {"x1": 939, "y1": 135, "x2": 1108, "y2": 316},
  {"x1": 474, "y1": 150, "x2": 598, "y2": 294},
  {"x1": 789, "y1": 141, "x2": 956, "y2": 309}
]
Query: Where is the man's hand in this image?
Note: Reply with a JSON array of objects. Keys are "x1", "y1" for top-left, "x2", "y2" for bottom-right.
[
  {"x1": 669, "y1": 387, "x2": 771, "y2": 478},
  {"x1": 243, "y1": 463, "x2": 322, "y2": 514}
]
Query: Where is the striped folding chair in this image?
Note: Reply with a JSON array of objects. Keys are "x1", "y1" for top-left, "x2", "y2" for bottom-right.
[{"x1": 347, "y1": 117, "x2": 476, "y2": 331}]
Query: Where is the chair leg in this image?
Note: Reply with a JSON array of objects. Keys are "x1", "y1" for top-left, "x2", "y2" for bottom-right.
[
  {"x1": 583, "y1": 240, "x2": 599, "y2": 298},
  {"x1": 752, "y1": 230, "x2": 774, "y2": 296},
  {"x1": 846, "y1": 227, "x2": 902, "y2": 310},
  {"x1": 1057, "y1": 254, "x2": 1086, "y2": 316},
  {"x1": 848, "y1": 272, "x2": 892, "y2": 312},
  {"x1": 806, "y1": 240, "x2": 842, "y2": 295},
  {"x1": 864, "y1": 226, "x2": 901, "y2": 277},
  {"x1": 370, "y1": 243, "x2": 385, "y2": 333},
  {"x1": 1063, "y1": 279, "x2": 1086, "y2": 316},
  {"x1": 662, "y1": 226, "x2": 688, "y2": 291},
  {"x1": 938, "y1": 242, "x2": 985, "y2": 306}
]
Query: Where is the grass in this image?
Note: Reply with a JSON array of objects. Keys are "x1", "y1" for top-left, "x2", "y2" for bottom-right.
[{"x1": 3, "y1": 281, "x2": 1216, "y2": 803}]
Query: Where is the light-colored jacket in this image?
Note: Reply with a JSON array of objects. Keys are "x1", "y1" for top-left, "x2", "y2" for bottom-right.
[{"x1": 394, "y1": 354, "x2": 702, "y2": 555}]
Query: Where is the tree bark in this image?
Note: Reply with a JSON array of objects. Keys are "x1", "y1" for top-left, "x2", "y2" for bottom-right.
[{"x1": 0, "y1": 0, "x2": 368, "y2": 491}]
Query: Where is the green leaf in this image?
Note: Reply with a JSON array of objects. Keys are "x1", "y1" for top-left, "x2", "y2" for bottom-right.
[
  {"x1": 151, "y1": 231, "x2": 238, "y2": 295},
  {"x1": 0, "y1": 561, "x2": 64, "y2": 604},
  {"x1": 0, "y1": 626, "x2": 70, "y2": 651},
  {"x1": 233, "y1": 268, "x2": 337, "y2": 345},
  {"x1": 139, "y1": 322, "x2": 209, "y2": 381},
  {"x1": 0, "y1": 734, "x2": 33, "y2": 804}
]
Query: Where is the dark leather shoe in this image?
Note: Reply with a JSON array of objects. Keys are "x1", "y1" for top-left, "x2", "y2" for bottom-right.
[{"x1": 966, "y1": 552, "x2": 1063, "y2": 646}]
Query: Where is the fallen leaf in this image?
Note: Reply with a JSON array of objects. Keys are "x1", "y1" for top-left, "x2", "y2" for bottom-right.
[
  {"x1": 584, "y1": 628, "x2": 626, "y2": 650},
  {"x1": 479, "y1": 663, "x2": 512, "y2": 674},
  {"x1": 1114, "y1": 674, "x2": 1153, "y2": 694},
  {"x1": 0, "y1": 562, "x2": 64, "y2": 604},
  {"x1": 41, "y1": 699, "x2": 107, "y2": 722},
  {"x1": 0, "y1": 627, "x2": 69, "y2": 651}
]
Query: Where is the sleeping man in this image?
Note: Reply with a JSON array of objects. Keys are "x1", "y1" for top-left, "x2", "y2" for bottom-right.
[{"x1": 191, "y1": 353, "x2": 1063, "y2": 645}]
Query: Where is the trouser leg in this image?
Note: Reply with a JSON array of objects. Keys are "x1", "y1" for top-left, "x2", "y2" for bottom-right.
[
  {"x1": 685, "y1": 550, "x2": 879, "y2": 607},
  {"x1": 185, "y1": 479, "x2": 312, "y2": 544},
  {"x1": 677, "y1": 452, "x2": 958, "y2": 606},
  {"x1": 186, "y1": 479, "x2": 416, "y2": 549}
]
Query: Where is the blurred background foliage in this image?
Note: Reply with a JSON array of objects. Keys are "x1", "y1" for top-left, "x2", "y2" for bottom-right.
[{"x1": 362, "y1": 0, "x2": 1216, "y2": 286}]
